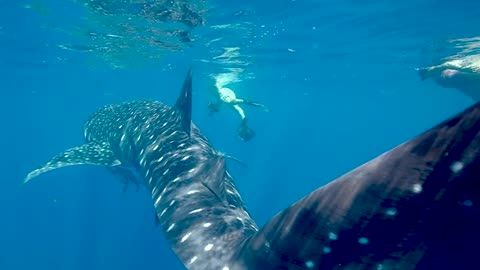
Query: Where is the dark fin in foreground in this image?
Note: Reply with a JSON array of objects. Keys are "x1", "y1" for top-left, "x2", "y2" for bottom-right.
[
  {"x1": 175, "y1": 69, "x2": 193, "y2": 136},
  {"x1": 235, "y1": 102, "x2": 480, "y2": 269},
  {"x1": 24, "y1": 142, "x2": 121, "y2": 184}
]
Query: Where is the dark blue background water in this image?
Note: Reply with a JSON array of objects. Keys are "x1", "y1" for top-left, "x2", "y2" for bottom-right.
[{"x1": 1, "y1": 0, "x2": 479, "y2": 269}]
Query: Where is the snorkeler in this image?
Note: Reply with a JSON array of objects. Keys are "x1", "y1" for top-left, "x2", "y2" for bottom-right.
[
  {"x1": 208, "y1": 85, "x2": 269, "y2": 142},
  {"x1": 417, "y1": 55, "x2": 480, "y2": 101}
]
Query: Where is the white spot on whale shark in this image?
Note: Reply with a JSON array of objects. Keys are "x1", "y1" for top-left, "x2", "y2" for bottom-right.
[
  {"x1": 450, "y1": 161, "x2": 464, "y2": 173},
  {"x1": 412, "y1": 183, "x2": 423, "y2": 193},
  {"x1": 181, "y1": 232, "x2": 192, "y2": 243},
  {"x1": 189, "y1": 256, "x2": 197, "y2": 264},
  {"x1": 204, "y1": 243, "x2": 214, "y2": 251},
  {"x1": 189, "y1": 208, "x2": 204, "y2": 214}
]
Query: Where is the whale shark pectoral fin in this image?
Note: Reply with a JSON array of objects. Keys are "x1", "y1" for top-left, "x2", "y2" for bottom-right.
[
  {"x1": 106, "y1": 166, "x2": 141, "y2": 193},
  {"x1": 24, "y1": 142, "x2": 121, "y2": 184},
  {"x1": 174, "y1": 68, "x2": 193, "y2": 136},
  {"x1": 236, "y1": 101, "x2": 480, "y2": 269},
  {"x1": 220, "y1": 152, "x2": 248, "y2": 168}
]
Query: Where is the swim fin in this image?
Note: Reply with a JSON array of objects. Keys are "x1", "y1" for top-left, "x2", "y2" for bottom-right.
[{"x1": 237, "y1": 119, "x2": 256, "y2": 142}]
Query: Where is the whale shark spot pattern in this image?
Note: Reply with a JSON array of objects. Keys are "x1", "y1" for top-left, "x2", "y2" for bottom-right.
[
  {"x1": 23, "y1": 142, "x2": 121, "y2": 184},
  {"x1": 23, "y1": 70, "x2": 480, "y2": 269}
]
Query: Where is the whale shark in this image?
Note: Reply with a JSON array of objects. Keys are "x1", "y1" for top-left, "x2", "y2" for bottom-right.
[{"x1": 24, "y1": 70, "x2": 480, "y2": 270}]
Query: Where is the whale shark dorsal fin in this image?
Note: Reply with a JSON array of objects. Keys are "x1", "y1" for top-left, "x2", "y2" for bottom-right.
[
  {"x1": 175, "y1": 69, "x2": 193, "y2": 136},
  {"x1": 23, "y1": 142, "x2": 121, "y2": 184}
]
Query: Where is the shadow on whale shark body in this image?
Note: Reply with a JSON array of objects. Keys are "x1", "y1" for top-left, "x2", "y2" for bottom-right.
[{"x1": 24, "y1": 70, "x2": 480, "y2": 270}]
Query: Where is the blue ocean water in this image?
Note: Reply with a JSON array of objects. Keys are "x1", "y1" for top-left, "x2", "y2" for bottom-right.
[{"x1": 1, "y1": 0, "x2": 479, "y2": 269}]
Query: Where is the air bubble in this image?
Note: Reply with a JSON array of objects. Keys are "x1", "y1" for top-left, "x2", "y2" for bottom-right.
[
  {"x1": 328, "y1": 232, "x2": 338, "y2": 240},
  {"x1": 385, "y1": 208, "x2": 398, "y2": 216},
  {"x1": 358, "y1": 237, "x2": 370, "y2": 245},
  {"x1": 305, "y1": 260, "x2": 315, "y2": 268},
  {"x1": 463, "y1": 200, "x2": 473, "y2": 207}
]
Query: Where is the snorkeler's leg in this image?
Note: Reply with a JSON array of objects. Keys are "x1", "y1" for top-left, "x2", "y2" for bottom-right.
[{"x1": 232, "y1": 104, "x2": 246, "y2": 121}]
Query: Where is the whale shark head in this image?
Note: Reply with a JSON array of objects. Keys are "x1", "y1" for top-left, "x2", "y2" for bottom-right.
[{"x1": 24, "y1": 70, "x2": 480, "y2": 270}]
